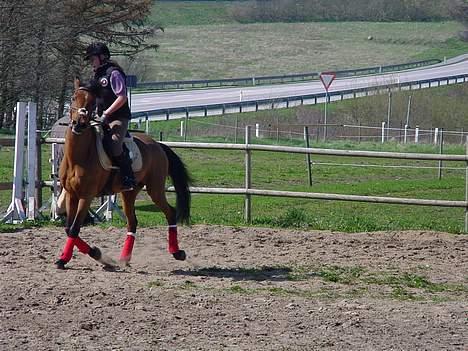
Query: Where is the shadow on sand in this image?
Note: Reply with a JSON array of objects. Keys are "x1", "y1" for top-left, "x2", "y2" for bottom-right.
[{"x1": 172, "y1": 266, "x2": 293, "y2": 282}]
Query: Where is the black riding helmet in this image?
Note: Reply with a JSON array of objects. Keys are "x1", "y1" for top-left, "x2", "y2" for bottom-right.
[{"x1": 84, "y1": 42, "x2": 110, "y2": 61}]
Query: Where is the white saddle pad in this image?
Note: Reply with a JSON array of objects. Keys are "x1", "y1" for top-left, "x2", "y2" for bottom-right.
[{"x1": 92, "y1": 123, "x2": 143, "y2": 172}]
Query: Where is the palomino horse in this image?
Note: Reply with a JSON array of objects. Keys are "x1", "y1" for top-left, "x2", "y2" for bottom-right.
[{"x1": 55, "y1": 78, "x2": 191, "y2": 269}]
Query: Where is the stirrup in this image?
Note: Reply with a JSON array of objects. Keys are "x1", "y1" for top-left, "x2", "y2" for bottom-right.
[{"x1": 121, "y1": 176, "x2": 136, "y2": 192}]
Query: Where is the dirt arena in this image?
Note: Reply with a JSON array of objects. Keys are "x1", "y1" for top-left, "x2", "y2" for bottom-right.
[{"x1": 0, "y1": 225, "x2": 466, "y2": 350}]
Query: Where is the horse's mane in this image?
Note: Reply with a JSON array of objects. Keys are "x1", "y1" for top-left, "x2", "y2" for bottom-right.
[{"x1": 78, "y1": 81, "x2": 98, "y2": 96}]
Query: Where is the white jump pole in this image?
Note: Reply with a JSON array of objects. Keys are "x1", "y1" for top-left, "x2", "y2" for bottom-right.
[
  {"x1": 50, "y1": 143, "x2": 60, "y2": 220},
  {"x1": 27, "y1": 102, "x2": 37, "y2": 220},
  {"x1": 2, "y1": 102, "x2": 27, "y2": 223}
]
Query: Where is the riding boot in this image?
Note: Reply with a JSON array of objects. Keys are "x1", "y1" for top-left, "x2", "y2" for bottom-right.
[{"x1": 114, "y1": 151, "x2": 136, "y2": 192}]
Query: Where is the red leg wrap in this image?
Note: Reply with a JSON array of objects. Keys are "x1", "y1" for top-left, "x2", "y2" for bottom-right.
[
  {"x1": 59, "y1": 237, "x2": 76, "y2": 263},
  {"x1": 75, "y1": 237, "x2": 91, "y2": 255},
  {"x1": 168, "y1": 226, "x2": 179, "y2": 254},
  {"x1": 120, "y1": 234, "x2": 135, "y2": 262}
]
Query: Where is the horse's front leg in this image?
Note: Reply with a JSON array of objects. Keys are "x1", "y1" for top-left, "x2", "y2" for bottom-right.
[
  {"x1": 56, "y1": 196, "x2": 96, "y2": 269},
  {"x1": 119, "y1": 190, "x2": 139, "y2": 264}
]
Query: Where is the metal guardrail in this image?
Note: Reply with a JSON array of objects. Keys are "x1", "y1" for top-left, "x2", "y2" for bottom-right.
[
  {"x1": 136, "y1": 59, "x2": 441, "y2": 91},
  {"x1": 131, "y1": 73, "x2": 468, "y2": 121}
]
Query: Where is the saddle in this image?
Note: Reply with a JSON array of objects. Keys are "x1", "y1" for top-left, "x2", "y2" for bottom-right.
[{"x1": 90, "y1": 121, "x2": 142, "y2": 172}]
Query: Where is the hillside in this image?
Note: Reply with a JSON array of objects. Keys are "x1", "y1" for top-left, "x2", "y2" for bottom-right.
[{"x1": 127, "y1": 21, "x2": 468, "y2": 82}]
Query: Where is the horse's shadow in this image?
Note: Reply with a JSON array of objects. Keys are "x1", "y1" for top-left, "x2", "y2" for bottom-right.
[{"x1": 172, "y1": 266, "x2": 293, "y2": 282}]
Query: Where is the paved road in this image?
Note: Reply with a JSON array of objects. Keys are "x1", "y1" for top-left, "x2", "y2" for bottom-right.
[{"x1": 131, "y1": 57, "x2": 468, "y2": 113}]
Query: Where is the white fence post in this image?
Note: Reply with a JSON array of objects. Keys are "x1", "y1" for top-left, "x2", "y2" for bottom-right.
[
  {"x1": 381, "y1": 122, "x2": 386, "y2": 143},
  {"x1": 145, "y1": 113, "x2": 149, "y2": 134},
  {"x1": 434, "y1": 127, "x2": 439, "y2": 145},
  {"x1": 2, "y1": 102, "x2": 27, "y2": 223},
  {"x1": 27, "y1": 102, "x2": 37, "y2": 220},
  {"x1": 404, "y1": 124, "x2": 408, "y2": 144},
  {"x1": 255, "y1": 123, "x2": 260, "y2": 138},
  {"x1": 245, "y1": 126, "x2": 252, "y2": 223},
  {"x1": 415, "y1": 126, "x2": 420, "y2": 143},
  {"x1": 180, "y1": 120, "x2": 184, "y2": 137}
]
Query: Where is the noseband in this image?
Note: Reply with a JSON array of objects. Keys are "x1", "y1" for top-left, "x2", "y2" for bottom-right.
[{"x1": 70, "y1": 89, "x2": 96, "y2": 135}]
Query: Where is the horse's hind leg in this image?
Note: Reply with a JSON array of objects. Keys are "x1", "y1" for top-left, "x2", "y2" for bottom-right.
[
  {"x1": 119, "y1": 189, "x2": 139, "y2": 264},
  {"x1": 147, "y1": 186, "x2": 186, "y2": 261}
]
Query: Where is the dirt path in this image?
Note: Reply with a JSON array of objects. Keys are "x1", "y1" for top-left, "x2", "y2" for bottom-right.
[{"x1": 0, "y1": 225, "x2": 466, "y2": 350}]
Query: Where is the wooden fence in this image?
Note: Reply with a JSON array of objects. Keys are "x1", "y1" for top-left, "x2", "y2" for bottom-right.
[{"x1": 44, "y1": 126, "x2": 468, "y2": 231}]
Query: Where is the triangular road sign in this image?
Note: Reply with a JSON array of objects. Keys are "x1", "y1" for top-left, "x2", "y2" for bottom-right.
[{"x1": 320, "y1": 72, "x2": 336, "y2": 91}]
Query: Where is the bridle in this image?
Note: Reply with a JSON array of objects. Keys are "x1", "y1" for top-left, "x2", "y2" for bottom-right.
[{"x1": 69, "y1": 88, "x2": 98, "y2": 135}]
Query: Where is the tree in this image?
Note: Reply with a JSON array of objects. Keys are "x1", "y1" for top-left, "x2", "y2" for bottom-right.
[{"x1": 0, "y1": 0, "x2": 159, "y2": 129}]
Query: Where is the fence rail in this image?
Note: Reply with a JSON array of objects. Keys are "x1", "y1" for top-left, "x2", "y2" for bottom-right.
[
  {"x1": 44, "y1": 132, "x2": 468, "y2": 231},
  {"x1": 136, "y1": 59, "x2": 441, "y2": 91}
]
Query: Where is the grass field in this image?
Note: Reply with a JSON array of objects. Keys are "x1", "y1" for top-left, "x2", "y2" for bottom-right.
[
  {"x1": 150, "y1": 1, "x2": 237, "y2": 26},
  {"x1": 0, "y1": 130, "x2": 466, "y2": 233},
  {"x1": 1, "y1": 90, "x2": 467, "y2": 234},
  {"x1": 134, "y1": 8, "x2": 468, "y2": 82}
]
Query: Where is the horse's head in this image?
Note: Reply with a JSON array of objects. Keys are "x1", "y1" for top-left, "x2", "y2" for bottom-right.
[{"x1": 69, "y1": 77, "x2": 96, "y2": 135}]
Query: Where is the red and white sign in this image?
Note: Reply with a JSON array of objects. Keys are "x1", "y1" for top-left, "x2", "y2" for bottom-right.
[{"x1": 319, "y1": 72, "x2": 336, "y2": 92}]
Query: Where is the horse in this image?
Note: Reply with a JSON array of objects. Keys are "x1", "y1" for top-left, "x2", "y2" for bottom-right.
[{"x1": 55, "y1": 78, "x2": 191, "y2": 269}]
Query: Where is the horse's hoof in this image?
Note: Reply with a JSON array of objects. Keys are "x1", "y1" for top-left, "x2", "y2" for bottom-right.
[
  {"x1": 89, "y1": 246, "x2": 102, "y2": 261},
  {"x1": 119, "y1": 258, "x2": 131, "y2": 267},
  {"x1": 172, "y1": 250, "x2": 186, "y2": 261},
  {"x1": 55, "y1": 259, "x2": 67, "y2": 270}
]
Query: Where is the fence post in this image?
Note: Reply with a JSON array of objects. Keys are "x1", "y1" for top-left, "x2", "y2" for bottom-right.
[
  {"x1": 234, "y1": 116, "x2": 238, "y2": 143},
  {"x1": 438, "y1": 128, "x2": 444, "y2": 180},
  {"x1": 381, "y1": 122, "x2": 386, "y2": 143},
  {"x1": 185, "y1": 109, "x2": 189, "y2": 142},
  {"x1": 36, "y1": 129, "x2": 42, "y2": 210},
  {"x1": 386, "y1": 91, "x2": 392, "y2": 141},
  {"x1": 255, "y1": 123, "x2": 260, "y2": 138},
  {"x1": 2, "y1": 102, "x2": 27, "y2": 223},
  {"x1": 145, "y1": 113, "x2": 149, "y2": 134},
  {"x1": 434, "y1": 127, "x2": 439, "y2": 145},
  {"x1": 415, "y1": 126, "x2": 419, "y2": 143},
  {"x1": 304, "y1": 126, "x2": 312, "y2": 186},
  {"x1": 404, "y1": 124, "x2": 408, "y2": 144},
  {"x1": 244, "y1": 126, "x2": 252, "y2": 223},
  {"x1": 180, "y1": 120, "x2": 184, "y2": 138},
  {"x1": 465, "y1": 136, "x2": 468, "y2": 232},
  {"x1": 27, "y1": 102, "x2": 38, "y2": 220}
]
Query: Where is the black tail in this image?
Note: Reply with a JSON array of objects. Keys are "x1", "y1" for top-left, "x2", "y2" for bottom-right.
[{"x1": 160, "y1": 143, "x2": 192, "y2": 225}]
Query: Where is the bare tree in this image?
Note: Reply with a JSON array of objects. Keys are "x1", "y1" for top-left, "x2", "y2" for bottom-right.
[{"x1": 0, "y1": 0, "x2": 159, "y2": 129}]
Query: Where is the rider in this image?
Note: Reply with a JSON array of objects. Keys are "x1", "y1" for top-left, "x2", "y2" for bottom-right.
[{"x1": 84, "y1": 42, "x2": 136, "y2": 191}]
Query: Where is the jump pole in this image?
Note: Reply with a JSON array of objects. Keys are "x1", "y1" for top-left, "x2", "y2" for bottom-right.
[{"x1": 2, "y1": 102, "x2": 27, "y2": 223}]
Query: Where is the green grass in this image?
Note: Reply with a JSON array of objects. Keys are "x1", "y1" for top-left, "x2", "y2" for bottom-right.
[
  {"x1": 150, "y1": 1, "x2": 237, "y2": 26},
  {"x1": 118, "y1": 143, "x2": 466, "y2": 232},
  {"x1": 146, "y1": 264, "x2": 467, "y2": 301},
  {"x1": 107, "y1": 111, "x2": 468, "y2": 233},
  {"x1": 1, "y1": 86, "x2": 467, "y2": 233},
  {"x1": 132, "y1": 21, "x2": 468, "y2": 81}
]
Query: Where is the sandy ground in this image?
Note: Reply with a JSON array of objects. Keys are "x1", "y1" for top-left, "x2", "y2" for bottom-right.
[{"x1": 0, "y1": 225, "x2": 466, "y2": 350}]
